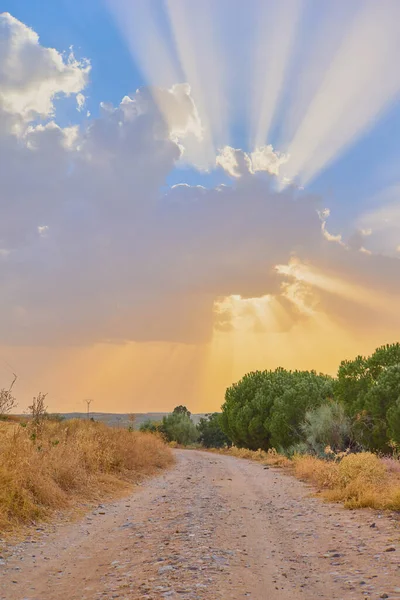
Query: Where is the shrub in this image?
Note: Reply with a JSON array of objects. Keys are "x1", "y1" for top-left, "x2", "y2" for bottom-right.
[
  {"x1": 159, "y1": 412, "x2": 199, "y2": 445},
  {"x1": 293, "y1": 451, "x2": 400, "y2": 510},
  {"x1": 139, "y1": 419, "x2": 160, "y2": 433},
  {"x1": 0, "y1": 375, "x2": 17, "y2": 416},
  {"x1": 197, "y1": 413, "x2": 232, "y2": 448},
  {"x1": 300, "y1": 401, "x2": 352, "y2": 456}
]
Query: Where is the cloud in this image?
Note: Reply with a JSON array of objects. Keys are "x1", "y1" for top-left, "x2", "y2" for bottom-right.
[
  {"x1": 76, "y1": 93, "x2": 86, "y2": 112},
  {"x1": 0, "y1": 12, "x2": 89, "y2": 123},
  {"x1": 357, "y1": 185, "x2": 400, "y2": 256},
  {"x1": 1, "y1": 13, "x2": 400, "y2": 354},
  {"x1": 216, "y1": 145, "x2": 288, "y2": 178}
]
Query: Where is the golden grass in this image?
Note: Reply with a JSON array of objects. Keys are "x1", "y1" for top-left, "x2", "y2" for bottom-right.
[
  {"x1": 215, "y1": 447, "x2": 400, "y2": 511},
  {"x1": 214, "y1": 446, "x2": 291, "y2": 468},
  {"x1": 293, "y1": 452, "x2": 400, "y2": 510},
  {"x1": 0, "y1": 419, "x2": 173, "y2": 531}
]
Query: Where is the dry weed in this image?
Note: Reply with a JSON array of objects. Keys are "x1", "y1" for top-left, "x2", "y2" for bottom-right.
[{"x1": 0, "y1": 419, "x2": 173, "y2": 531}]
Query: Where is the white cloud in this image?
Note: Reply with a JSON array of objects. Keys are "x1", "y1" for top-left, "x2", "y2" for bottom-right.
[
  {"x1": 216, "y1": 145, "x2": 288, "y2": 179},
  {"x1": 0, "y1": 12, "x2": 90, "y2": 122},
  {"x1": 76, "y1": 93, "x2": 86, "y2": 112}
]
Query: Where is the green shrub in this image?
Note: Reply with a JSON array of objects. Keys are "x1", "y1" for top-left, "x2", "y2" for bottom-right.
[
  {"x1": 300, "y1": 401, "x2": 352, "y2": 456},
  {"x1": 159, "y1": 412, "x2": 199, "y2": 446},
  {"x1": 197, "y1": 413, "x2": 232, "y2": 448}
]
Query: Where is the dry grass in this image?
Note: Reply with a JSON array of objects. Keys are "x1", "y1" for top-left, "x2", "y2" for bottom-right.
[
  {"x1": 293, "y1": 452, "x2": 400, "y2": 510},
  {"x1": 0, "y1": 419, "x2": 173, "y2": 531},
  {"x1": 214, "y1": 446, "x2": 291, "y2": 468},
  {"x1": 214, "y1": 446, "x2": 400, "y2": 511}
]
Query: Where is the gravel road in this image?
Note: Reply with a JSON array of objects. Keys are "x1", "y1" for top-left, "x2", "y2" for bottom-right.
[{"x1": 0, "y1": 450, "x2": 399, "y2": 600}]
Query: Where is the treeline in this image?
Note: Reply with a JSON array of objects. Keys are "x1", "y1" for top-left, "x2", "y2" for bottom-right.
[
  {"x1": 140, "y1": 405, "x2": 231, "y2": 449},
  {"x1": 140, "y1": 343, "x2": 400, "y2": 455},
  {"x1": 221, "y1": 343, "x2": 400, "y2": 455}
]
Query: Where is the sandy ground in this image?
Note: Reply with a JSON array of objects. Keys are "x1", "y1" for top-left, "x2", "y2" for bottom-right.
[{"x1": 0, "y1": 450, "x2": 399, "y2": 600}]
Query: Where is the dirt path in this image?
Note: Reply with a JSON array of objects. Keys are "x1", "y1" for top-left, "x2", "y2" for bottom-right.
[{"x1": 0, "y1": 450, "x2": 399, "y2": 600}]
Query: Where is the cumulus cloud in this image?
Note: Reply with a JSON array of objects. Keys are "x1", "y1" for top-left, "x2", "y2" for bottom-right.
[
  {"x1": 1, "y1": 13, "x2": 400, "y2": 352},
  {"x1": 0, "y1": 12, "x2": 89, "y2": 123},
  {"x1": 216, "y1": 144, "x2": 289, "y2": 179}
]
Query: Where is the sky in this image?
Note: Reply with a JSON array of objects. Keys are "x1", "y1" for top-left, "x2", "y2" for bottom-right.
[{"x1": 1, "y1": 0, "x2": 400, "y2": 414}]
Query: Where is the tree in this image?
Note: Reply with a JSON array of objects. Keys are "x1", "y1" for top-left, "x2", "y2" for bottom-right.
[
  {"x1": 337, "y1": 344, "x2": 400, "y2": 451},
  {"x1": 220, "y1": 371, "x2": 274, "y2": 450},
  {"x1": 197, "y1": 413, "x2": 232, "y2": 448},
  {"x1": 221, "y1": 368, "x2": 334, "y2": 451},
  {"x1": 172, "y1": 405, "x2": 191, "y2": 418},
  {"x1": 159, "y1": 412, "x2": 198, "y2": 445},
  {"x1": 268, "y1": 371, "x2": 334, "y2": 450}
]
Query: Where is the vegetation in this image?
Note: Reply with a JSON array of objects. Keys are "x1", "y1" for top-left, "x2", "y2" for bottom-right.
[
  {"x1": 159, "y1": 410, "x2": 199, "y2": 446},
  {"x1": 219, "y1": 343, "x2": 400, "y2": 455},
  {"x1": 336, "y1": 344, "x2": 400, "y2": 451},
  {"x1": 300, "y1": 401, "x2": 352, "y2": 456},
  {"x1": 0, "y1": 418, "x2": 173, "y2": 531},
  {"x1": 197, "y1": 413, "x2": 232, "y2": 448},
  {"x1": 0, "y1": 374, "x2": 18, "y2": 417},
  {"x1": 220, "y1": 368, "x2": 334, "y2": 451}
]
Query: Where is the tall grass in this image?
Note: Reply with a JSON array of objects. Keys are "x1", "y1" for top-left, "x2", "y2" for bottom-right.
[
  {"x1": 0, "y1": 419, "x2": 173, "y2": 531},
  {"x1": 292, "y1": 452, "x2": 400, "y2": 510}
]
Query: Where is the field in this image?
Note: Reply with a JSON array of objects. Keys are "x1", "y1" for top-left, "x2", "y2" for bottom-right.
[{"x1": 0, "y1": 419, "x2": 173, "y2": 531}]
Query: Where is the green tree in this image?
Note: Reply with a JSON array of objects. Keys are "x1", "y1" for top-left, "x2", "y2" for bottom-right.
[
  {"x1": 387, "y1": 398, "x2": 400, "y2": 445},
  {"x1": 172, "y1": 405, "x2": 191, "y2": 418},
  {"x1": 221, "y1": 368, "x2": 334, "y2": 451},
  {"x1": 160, "y1": 412, "x2": 198, "y2": 445},
  {"x1": 197, "y1": 413, "x2": 232, "y2": 448},
  {"x1": 337, "y1": 343, "x2": 400, "y2": 451}
]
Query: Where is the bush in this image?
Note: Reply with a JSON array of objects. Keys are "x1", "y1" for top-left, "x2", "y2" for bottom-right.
[
  {"x1": 0, "y1": 375, "x2": 17, "y2": 416},
  {"x1": 139, "y1": 419, "x2": 160, "y2": 433},
  {"x1": 197, "y1": 413, "x2": 232, "y2": 448},
  {"x1": 300, "y1": 401, "x2": 352, "y2": 456},
  {"x1": 159, "y1": 412, "x2": 199, "y2": 446},
  {"x1": 292, "y1": 451, "x2": 400, "y2": 510}
]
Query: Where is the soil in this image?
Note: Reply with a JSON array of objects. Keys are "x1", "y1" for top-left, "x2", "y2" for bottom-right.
[{"x1": 0, "y1": 450, "x2": 399, "y2": 599}]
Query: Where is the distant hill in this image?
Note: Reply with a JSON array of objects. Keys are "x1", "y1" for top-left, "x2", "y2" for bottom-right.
[{"x1": 57, "y1": 412, "x2": 206, "y2": 428}]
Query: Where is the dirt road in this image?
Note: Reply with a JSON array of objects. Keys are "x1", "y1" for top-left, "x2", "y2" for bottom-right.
[{"x1": 0, "y1": 450, "x2": 399, "y2": 600}]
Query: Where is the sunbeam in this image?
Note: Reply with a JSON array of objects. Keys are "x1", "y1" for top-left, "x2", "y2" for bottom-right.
[
  {"x1": 107, "y1": 0, "x2": 181, "y2": 87},
  {"x1": 165, "y1": 0, "x2": 228, "y2": 160},
  {"x1": 281, "y1": 0, "x2": 400, "y2": 186},
  {"x1": 250, "y1": 0, "x2": 303, "y2": 150}
]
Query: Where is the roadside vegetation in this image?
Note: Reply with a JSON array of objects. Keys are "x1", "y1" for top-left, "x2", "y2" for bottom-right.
[
  {"x1": 140, "y1": 342, "x2": 400, "y2": 512},
  {"x1": 0, "y1": 400, "x2": 173, "y2": 531},
  {"x1": 220, "y1": 343, "x2": 400, "y2": 455}
]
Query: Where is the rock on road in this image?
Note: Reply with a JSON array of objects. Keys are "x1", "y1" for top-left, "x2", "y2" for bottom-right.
[{"x1": 0, "y1": 450, "x2": 399, "y2": 600}]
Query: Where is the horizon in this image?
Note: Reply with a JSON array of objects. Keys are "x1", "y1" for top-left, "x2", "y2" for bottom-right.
[{"x1": 1, "y1": 1, "x2": 400, "y2": 414}]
